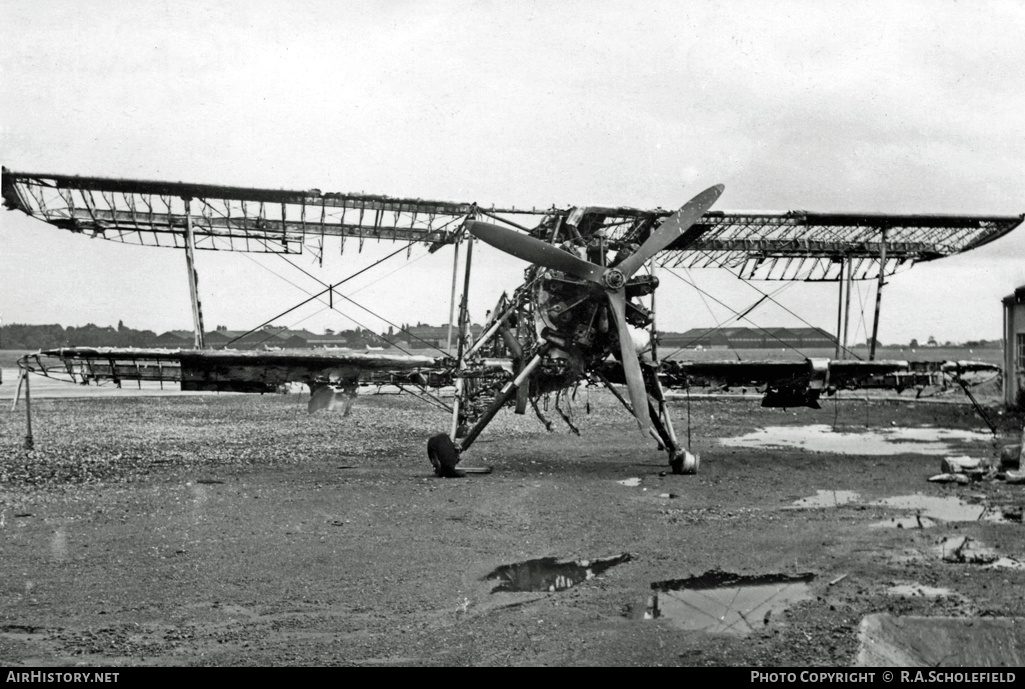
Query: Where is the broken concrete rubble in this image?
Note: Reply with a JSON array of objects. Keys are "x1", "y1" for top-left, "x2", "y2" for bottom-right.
[
  {"x1": 934, "y1": 454, "x2": 989, "y2": 483},
  {"x1": 1006, "y1": 470, "x2": 1025, "y2": 485},
  {"x1": 941, "y1": 455, "x2": 982, "y2": 473},
  {"x1": 933, "y1": 428, "x2": 1025, "y2": 484}
]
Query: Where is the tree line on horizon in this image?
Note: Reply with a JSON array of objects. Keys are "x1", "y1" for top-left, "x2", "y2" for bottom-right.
[
  {"x1": 1, "y1": 321, "x2": 156, "y2": 350},
  {"x1": 0, "y1": 321, "x2": 1002, "y2": 351},
  {"x1": 1, "y1": 321, "x2": 452, "y2": 350}
]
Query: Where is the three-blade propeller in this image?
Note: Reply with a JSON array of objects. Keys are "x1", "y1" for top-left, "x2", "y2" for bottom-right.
[{"x1": 467, "y1": 184, "x2": 724, "y2": 435}]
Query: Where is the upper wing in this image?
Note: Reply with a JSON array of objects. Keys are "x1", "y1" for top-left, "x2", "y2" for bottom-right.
[
  {"x1": 657, "y1": 357, "x2": 1000, "y2": 408},
  {"x1": 20, "y1": 347, "x2": 450, "y2": 393},
  {"x1": 2, "y1": 168, "x2": 482, "y2": 254},
  {"x1": 6, "y1": 168, "x2": 1021, "y2": 280},
  {"x1": 565, "y1": 206, "x2": 1024, "y2": 281}
]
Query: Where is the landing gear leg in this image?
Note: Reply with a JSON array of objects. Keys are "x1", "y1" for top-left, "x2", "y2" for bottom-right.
[
  {"x1": 429, "y1": 346, "x2": 550, "y2": 478},
  {"x1": 645, "y1": 367, "x2": 699, "y2": 475}
]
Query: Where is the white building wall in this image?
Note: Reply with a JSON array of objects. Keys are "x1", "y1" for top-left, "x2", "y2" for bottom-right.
[{"x1": 1005, "y1": 288, "x2": 1025, "y2": 408}]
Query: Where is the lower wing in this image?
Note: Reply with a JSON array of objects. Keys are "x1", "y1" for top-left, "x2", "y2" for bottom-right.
[
  {"x1": 18, "y1": 346, "x2": 453, "y2": 397},
  {"x1": 656, "y1": 358, "x2": 1000, "y2": 408}
]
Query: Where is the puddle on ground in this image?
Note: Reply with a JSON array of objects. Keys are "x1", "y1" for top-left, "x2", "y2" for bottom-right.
[
  {"x1": 873, "y1": 494, "x2": 985, "y2": 521},
  {"x1": 867, "y1": 494, "x2": 1017, "y2": 528},
  {"x1": 985, "y1": 506, "x2": 1024, "y2": 524},
  {"x1": 887, "y1": 583, "x2": 954, "y2": 598},
  {"x1": 647, "y1": 570, "x2": 815, "y2": 636},
  {"x1": 786, "y1": 491, "x2": 1017, "y2": 527},
  {"x1": 486, "y1": 554, "x2": 632, "y2": 593},
  {"x1": 936, "y1": 536, "x2": 1025, "y2": 569},
  {"x1": 721, "y1": 424, "x2": 991, "y2": 456},
  {"x1": 788, "y1": 490, "x2": 861, "y2": 508}
]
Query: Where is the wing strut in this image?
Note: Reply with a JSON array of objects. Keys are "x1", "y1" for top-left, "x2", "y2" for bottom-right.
[
  {"x1": 869, "y1": 228, "x2": 887, "y2": 360},
  {"x1": 445, "y1": 237, "x2": 462, "y2": 353},
  {"x1": 20, "y1": 370, "x2": 34, "y2": 450},
  {"x1": 184, "y1": 199, "x2": 206, "y2": 349},
  {"x1": 450, "y1": 233, "x2": 475, "y2": 439}
]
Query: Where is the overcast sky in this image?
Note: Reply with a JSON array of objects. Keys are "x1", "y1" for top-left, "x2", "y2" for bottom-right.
[{"x1": 1, "y1": 0, "x2": 1023, "y2": 346}]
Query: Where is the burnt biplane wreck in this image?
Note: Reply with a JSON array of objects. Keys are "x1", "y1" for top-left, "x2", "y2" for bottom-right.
[{"x1": 4, "y1": 168, "x2": 1021, "y2": 474}]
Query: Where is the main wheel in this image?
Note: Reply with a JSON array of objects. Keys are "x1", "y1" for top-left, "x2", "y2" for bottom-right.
[
  {"x1": 427, "y1": 433, "x2": 462, "y2": 478},
  {"x1": 670, "y1": 450, "x2": 699, "y2": 475}
]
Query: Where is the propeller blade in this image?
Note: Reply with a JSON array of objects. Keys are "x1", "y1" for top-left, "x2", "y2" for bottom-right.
[
  {"x1": 616, "y1": 184, "x2": 724, "y2": 278},
  {"x1": 467, "y1": 221, "x2": 606, "y2": 283},
  {"x1": 606, "y1": 291, "x2": 651, "y2": 436}
]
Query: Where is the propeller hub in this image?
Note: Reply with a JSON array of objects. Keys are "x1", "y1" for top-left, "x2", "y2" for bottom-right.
[{"x1": 602, "y1": 268, "x2": 626, "y2": 291}]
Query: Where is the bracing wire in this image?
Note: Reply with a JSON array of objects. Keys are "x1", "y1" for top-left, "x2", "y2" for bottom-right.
[
  {"x1": 262, "y1": 238, "x2": 453, "y2": 354},
  {"x1": 661, "y1": 268, "x2": 808, "y2": 359},
  {"x1": 224, "y1": 240, "x2": 431, "y2": 351}
]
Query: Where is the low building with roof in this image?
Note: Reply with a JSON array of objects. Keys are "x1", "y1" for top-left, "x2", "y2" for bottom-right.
[
  {"x1": 1003, "y1": 285, "x2": 1025, "y2": 408},
  {"x1": 660, "y1": 327, "x2": 838, "y2": 351}
]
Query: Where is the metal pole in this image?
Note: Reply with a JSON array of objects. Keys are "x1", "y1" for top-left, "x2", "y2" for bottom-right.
[
  {"x1": 870, "y1": 228, "x2": 887, "y2": 361},
  {"x1": 832, "y1": 255, "x2": 840, "y2": 358},
  {"x1": 649, "y1": 257, "x2": 658, "y2": 362},
  {"x1": 184, "y1": 198, "x2": 206, "y2": 349},
  {"x1": 23, "y1": 371, "x2": 33, "y2": 450},
  {"x1": 1004, "y1": 299, "x2": 1012, "y2": 406},
  {"x1": 445, "y1": 238, "x2": 461, "y2": 354},
  {"x1": 842, "y1": 257, "x2": 853, "y2": 360}
]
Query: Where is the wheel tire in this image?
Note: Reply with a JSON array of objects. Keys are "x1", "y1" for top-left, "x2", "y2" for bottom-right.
[
  {"x1": 670, "y1": 450, "x2": 699, "y2": 475},
  {"x1": 427, "y1": 433, "x2": 461, "y2": 478}
]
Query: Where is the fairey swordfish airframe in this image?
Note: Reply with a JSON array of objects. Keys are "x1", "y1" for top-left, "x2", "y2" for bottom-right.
[{"x1": 3, "y1": 168, "x2": 1020, "y2": 475}]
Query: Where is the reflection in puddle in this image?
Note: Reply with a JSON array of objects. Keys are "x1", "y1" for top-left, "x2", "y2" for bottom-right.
[
  {"x1": 721, "y1": 424, "x2": 991, "y2": 456},
  {"x1": 486, "y1": 554, "x2": 632, "y2": 592},
  {"x1": 873, "y1": 515, "x2": 939, "y2": 529},
  {"x1": 647, "y1": 570, "x2": 815, "y2": 636},
  {"x1": 870, "y1": 494, "x2": 991, "y2": 526},
  {"x1": 789, "y1": 490, "x2": 861, "y2": 508}
]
